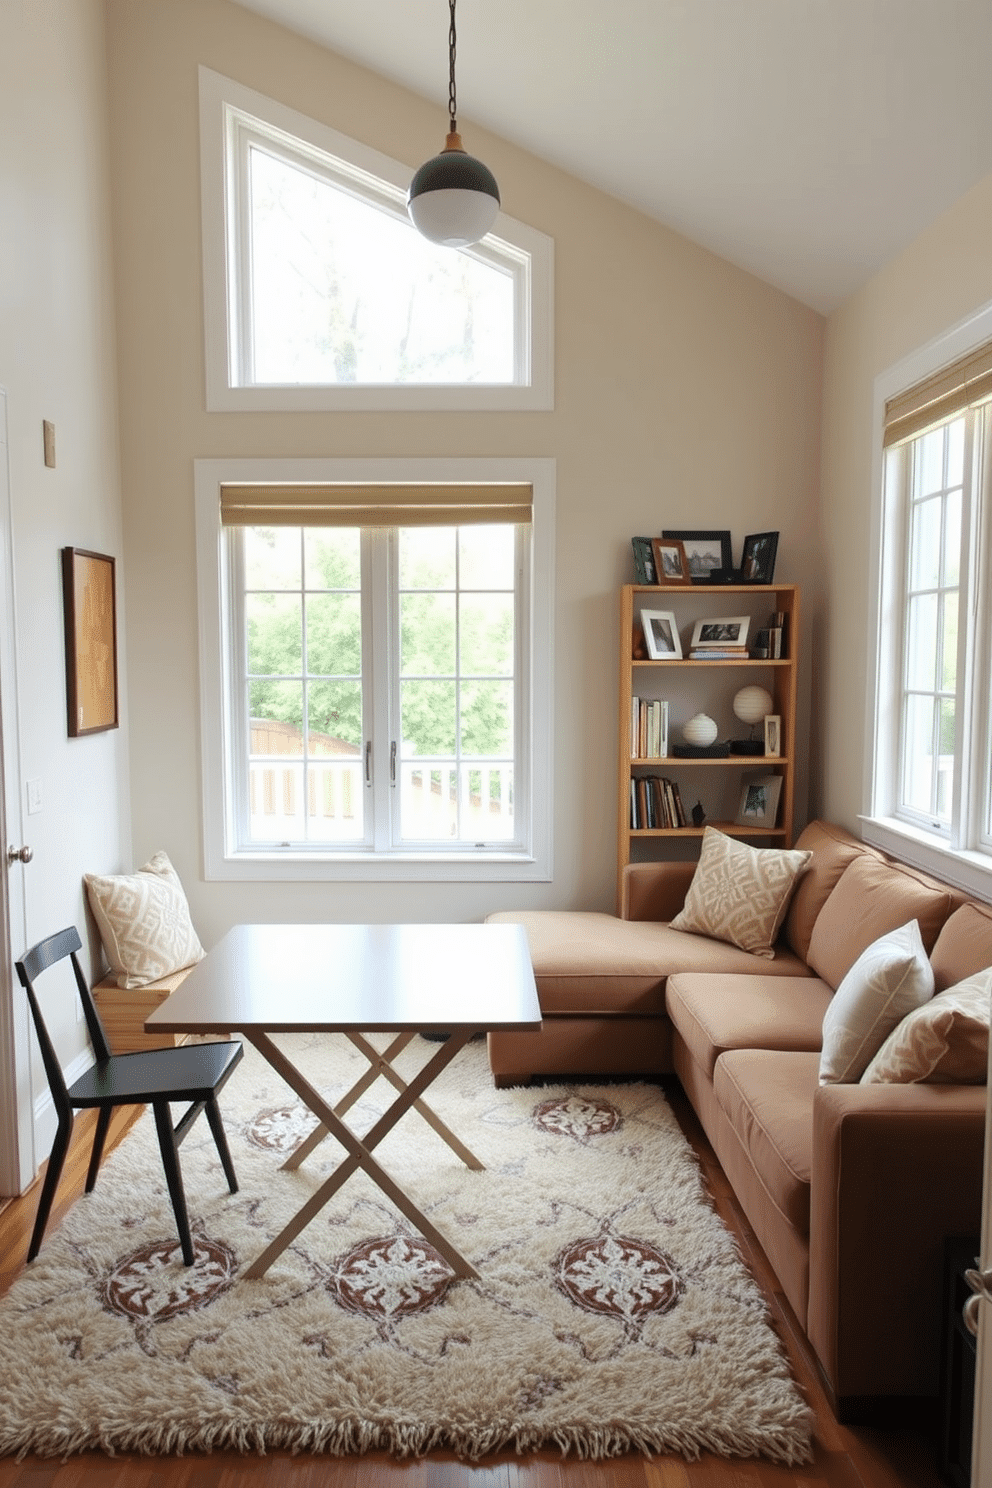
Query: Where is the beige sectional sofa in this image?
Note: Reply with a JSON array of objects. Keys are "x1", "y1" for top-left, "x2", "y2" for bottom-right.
[{"x1": 487, "y1": 821, "x2": 991, "y2": 1418}]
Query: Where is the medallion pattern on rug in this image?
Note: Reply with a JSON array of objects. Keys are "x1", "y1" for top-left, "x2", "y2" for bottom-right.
[{"x1": 0, "y1": 1037, "x2": 813, "y2": 1466}]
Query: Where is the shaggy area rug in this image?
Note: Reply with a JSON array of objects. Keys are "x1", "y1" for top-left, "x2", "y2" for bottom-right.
[{"x1": 0, "y1": 1034, "x2": 814, "y2": 1465}]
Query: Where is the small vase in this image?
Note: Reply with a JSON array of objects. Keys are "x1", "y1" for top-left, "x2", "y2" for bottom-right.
[{"x1": 682, "y1": 713, "x2": 718, "y2": 747}]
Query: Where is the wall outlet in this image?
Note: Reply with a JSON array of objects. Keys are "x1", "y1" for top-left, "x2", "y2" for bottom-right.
[{"x1": 26, "y1": 778, "x2": 42, "y2": 814}]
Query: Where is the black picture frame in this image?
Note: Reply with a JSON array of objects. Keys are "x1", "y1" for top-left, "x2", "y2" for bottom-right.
[
  {"x1": 739, "y1": 531, "x2": 779, "y2": 584},
  {"x1": 62, "y1": 547, "x2": 119, "y2": 737},
  {"x1": 661, "y1": 530, "x2": 733, "y2": 583}
]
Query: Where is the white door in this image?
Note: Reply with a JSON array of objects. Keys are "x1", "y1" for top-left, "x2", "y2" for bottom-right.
[{"x1": 0, "y1": 387, "x2": 34, "y2": 1196}]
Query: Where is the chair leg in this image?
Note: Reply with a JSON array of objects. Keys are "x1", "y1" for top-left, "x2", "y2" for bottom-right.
[
  {"x1": 27, "y1": 1113, "x2": 73, "y2": 1262},
  {"x1": 151, "y1": 1100, "x2": 195, "y2": 1266},
  {"x1": 204, "y1": 1098, "x2": 239, "y2": 1194},
  {"x1": 85, "y1": 1106, "x2": 113, "y2": 1193}
]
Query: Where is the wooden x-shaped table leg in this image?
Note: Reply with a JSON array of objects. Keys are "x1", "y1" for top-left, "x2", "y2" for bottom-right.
[
  {"x1": 281, "y1": 1031, "x2": 483, "y2": 1174},
  {"x1": 242, "y1": 1029, "x2": 481, "y2": 1281}
]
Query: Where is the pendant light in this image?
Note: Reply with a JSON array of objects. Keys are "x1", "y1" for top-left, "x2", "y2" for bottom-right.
[{"x1": 407, "y1": 0, "x2": 500, "y2": 247}]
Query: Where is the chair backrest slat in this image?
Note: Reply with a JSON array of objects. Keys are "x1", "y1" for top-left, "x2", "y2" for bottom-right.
[{"x1": 16, "y1": 926, "x2": 113, "y2": 1086}]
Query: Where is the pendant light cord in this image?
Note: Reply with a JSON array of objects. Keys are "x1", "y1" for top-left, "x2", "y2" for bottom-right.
[{"x1": 448, "y1": 0, "x2": 458, "y2": 134}]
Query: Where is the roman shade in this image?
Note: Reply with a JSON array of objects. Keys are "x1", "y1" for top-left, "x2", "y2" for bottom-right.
[
  {"x1": 219, "y1": 483, "x2": 533, "y2": 528},
  {"x1": 883, "y1": 339, "x2": 992, "y2": 448}
]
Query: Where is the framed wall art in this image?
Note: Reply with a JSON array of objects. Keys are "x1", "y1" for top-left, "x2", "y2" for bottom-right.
[{"x1": 62, "y1": 547, "x2": 119, "y2": 736}]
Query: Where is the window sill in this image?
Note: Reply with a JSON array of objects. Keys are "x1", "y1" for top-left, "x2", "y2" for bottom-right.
[
  {"x1": 205, "y1": 850, "x2": 552, "y2": 884},
  {"x1": 859, "y1": 815, "x2": 992, "y2": 904}
]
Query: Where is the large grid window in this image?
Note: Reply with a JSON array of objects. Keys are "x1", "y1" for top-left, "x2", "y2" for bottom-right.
[
  {"x1": 195, "y1": 461, "x2": 554, "y2": 883},
  {"x1": 867, "y1": 325, "x2": 992, "y2": 888}
]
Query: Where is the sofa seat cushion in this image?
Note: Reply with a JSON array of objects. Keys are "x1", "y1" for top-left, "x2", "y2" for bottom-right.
[
  {"x1": 485, "y1": 911, "x2": 808, "y2": 1016},
  {"x1": 667, "y1": 973, "x2": 832, "y2": 1077},
  {"x1": 713, "y1": 1050, "x2": 820, "y2": 1236}
]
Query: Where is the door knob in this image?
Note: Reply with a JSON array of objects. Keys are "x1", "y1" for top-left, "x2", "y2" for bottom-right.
[{"x1": 6, "y1": 844, "x2": 33, "y2": 865}]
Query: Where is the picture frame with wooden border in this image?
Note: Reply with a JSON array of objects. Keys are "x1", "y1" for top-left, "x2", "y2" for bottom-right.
[
  {"x1": 641, "y1": 609, "x2": 682, "y2": 659},
  {"x1": 734, "y1": 774, "x2": 782, "y2": 829},
  {"x1": 62, "y1": 547, "x2": 119, "y2": 737},
  {"x1": 650, "y1": 537, "x2": 692, "y2": 585}
]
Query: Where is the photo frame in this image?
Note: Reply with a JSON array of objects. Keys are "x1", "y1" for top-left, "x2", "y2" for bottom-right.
[
  {"x1": 740, "y1": 531, "x2": 779, "y2": 584},
  {"x1": 689, "y1": 615, "x2": 750, "y2": 649},
  {"x1": 734, "y1": 774, "x2": 782, "y2": 829},
  {"x1": 650, "y1": 537, "x2": 692, "y2": 585},
  {"x1": 764, "y1": 714, "x2": 781, "y2": 757},
  {"x1": 62, "y1": 547, "x2": 119, "y2": 737},
  {"x1": 661, "y1": 530, "x2": 733, "y2": 583},
  {"x1": 630, "y1": 536, "x2": 658, "y2": 584},
  {"x1": 641, "y1": 609, "x2": 682, "y2": 659}
]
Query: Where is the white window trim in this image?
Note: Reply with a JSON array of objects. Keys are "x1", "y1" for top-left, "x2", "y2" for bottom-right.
[
  {"x1": 198, "y1": 67, "x2": 554, "y2": 413},
  {"x1": 194, "y1": 456, "x2": 555, "y2": 882},
  {"x1": 862, "y1": 294, "x2": 992, "y2": 901}
]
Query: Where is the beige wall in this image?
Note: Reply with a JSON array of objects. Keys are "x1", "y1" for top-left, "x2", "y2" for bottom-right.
[
  {"x1": 0, "y1": 0, "x2": 129, "y2": 1136},
  {"x1": 820, "y1": 171, "x2": 992, "y2": 830},
  {"x1": 105, "y1": 0, "x2": 824, "y2": 946}
]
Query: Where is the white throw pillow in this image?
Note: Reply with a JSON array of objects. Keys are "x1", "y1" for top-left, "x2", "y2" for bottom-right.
[
  {"x1": 860, "y1": 967, "x2": 991, "y2": 1085},
  {"x1": 84, "y1": 851, "x2": 205, "y2": 990},
  {"x1": 819, "y1": 919, "x2": 934, "y2": 1084},
  {"x1": 670, "y1": 827, "x2": 811, "y2": 959}
]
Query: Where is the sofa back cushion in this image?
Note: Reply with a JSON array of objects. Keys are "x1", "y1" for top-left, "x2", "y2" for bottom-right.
[
  {"x1": 782, "y1": 820, "x2": 869, "y2": 962},
  {"x1": 806, "y1": 853, "x2": 955, "y2": 990},
  {"x1": 929, "y1": 901, "x2": 992, "y2": 991}
]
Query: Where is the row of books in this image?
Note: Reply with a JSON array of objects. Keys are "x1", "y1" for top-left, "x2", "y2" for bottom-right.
[
  {"x1": 631, "y1": 696, "x2": 669, "y2": 759},
  {"x1": 630, "y1": 774, "x2": 687, "y2": 829},
  {"x1": 752, "y1": 610, "x2": 787, "y2": 659}
]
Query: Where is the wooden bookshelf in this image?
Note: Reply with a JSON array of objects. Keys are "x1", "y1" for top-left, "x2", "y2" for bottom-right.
[{"x1": 617, "y1": 583, "x2": 799, "y2": 908}]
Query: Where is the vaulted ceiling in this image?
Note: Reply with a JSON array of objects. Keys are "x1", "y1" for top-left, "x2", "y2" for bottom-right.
[{"x1": 230, "y1": 0, "x2": 992, "y2": 314}]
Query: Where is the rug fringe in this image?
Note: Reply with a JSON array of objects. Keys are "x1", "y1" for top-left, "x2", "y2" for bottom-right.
[{"x1": 4, "y1": 1411, "x2": 816, "y2": 1468}]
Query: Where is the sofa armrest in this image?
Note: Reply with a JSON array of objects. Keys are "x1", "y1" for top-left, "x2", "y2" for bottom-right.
[
  {"x1": 620, "y1": 861, "x2": 697, "y2": 921},
  {"x1": 807, "y1": 1080, "x2": 986, "y2": 1406}
]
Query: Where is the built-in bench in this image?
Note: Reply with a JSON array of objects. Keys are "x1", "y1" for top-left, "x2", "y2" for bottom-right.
[{"x1": 91, "y1": 966, "x2": 194, "y2": 1053}]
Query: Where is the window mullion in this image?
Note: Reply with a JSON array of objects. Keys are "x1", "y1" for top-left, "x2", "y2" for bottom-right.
[
  {"x1": 367, "y1": 530, "x2": 393, "y2": 851},
  {"x1": 228, "y1": 529, "x2": 252, "y2": 852},
  {"x1": 967, "y1": 406, "x2": 992, "y2": 849}
]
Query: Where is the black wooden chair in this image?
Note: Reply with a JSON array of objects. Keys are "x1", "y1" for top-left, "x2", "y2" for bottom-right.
[{"x1": 16, "y1": 926, "x2": 243, "y2": 1266}]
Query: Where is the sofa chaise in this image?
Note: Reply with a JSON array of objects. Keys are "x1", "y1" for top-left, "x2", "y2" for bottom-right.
[{"x1": 487, "y1": 820, "x2": 991, "y2": 1418}]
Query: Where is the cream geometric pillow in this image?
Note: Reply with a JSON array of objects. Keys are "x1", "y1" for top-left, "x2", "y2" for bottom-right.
[
  {"x1": 84, "y1": 851, "x2": 204, "y2": 990},
  {"x1": 819, "y1": 919, "x2": 934, "y2": 1084},
  {"x1": 860, "y1": 967, "x2": 991, "y2": 1084},
  {"x1": 670, "y1": 827, "x2": 811, "y2": 959}
]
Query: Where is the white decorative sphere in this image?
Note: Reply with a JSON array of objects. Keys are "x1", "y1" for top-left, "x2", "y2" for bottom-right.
[
  {"x1": 733, "y1": 686, "x2": 773, "y2": 726},
  {"x1": 682, "y1": 713, "x2": 718, "y2": 747}
]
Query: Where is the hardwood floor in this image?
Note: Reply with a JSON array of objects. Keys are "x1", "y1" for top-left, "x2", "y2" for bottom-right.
[{"x1": 0, "y1": 1085, "x2": 950, "y2": 1488}]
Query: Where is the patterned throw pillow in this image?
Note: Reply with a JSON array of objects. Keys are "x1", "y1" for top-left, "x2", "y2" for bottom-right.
[
  {"x1": 860, "y1": 967, "x2": 991, "y2": 1084},
  {"x1": 670, "y1": 827, "x2": 811, "y2": 959},
  {"x1": 819, "y1": 919, "x2": 934, "y2": 1084},
  {"x1": 84, "y1": 851, "x2": 205, "y2": 990}
]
